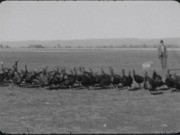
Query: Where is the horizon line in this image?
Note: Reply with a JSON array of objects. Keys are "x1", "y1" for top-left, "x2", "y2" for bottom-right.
[{"x1": 1, "y1": 37, "x2": 180, "y2": 42}]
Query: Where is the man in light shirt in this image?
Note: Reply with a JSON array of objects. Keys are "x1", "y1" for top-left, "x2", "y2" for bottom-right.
[{"x1": 158, "y1": 40, "x2": 168, "y2": 71}]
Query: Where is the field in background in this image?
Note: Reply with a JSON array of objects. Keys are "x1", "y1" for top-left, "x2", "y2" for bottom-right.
[
  {"x1": 0, "y1": 48, "x2": 180, "y2": 134},
  {"x1": 1, "y1": 48, "x2": 180, "y2": 73}
]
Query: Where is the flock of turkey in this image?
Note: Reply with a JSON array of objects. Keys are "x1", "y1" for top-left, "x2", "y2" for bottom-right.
[{"x1": 0, "y1": 60, "x2": 180, "y2": 93}]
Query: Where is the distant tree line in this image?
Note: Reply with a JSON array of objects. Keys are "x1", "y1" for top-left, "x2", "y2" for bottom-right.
[
  {"x1": 0, "y1": 44, "x2": 10, "y2": 48},
  {"x1": 18, "y1": 43, "x2": 180, "y2": 49},
  {"x1": 28, "y1": 44, "x2": 45, "y2": 48},
  {"x1": 55, "y1": 43, "x2": 179, "y2": 49}
]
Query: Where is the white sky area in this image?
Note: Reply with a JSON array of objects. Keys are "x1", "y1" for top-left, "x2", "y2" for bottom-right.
[{"x1": 0, "y1": 1, "x2": 180, "y2": 41}]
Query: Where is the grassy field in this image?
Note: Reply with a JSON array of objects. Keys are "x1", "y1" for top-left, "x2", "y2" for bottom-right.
[
  {"x1": 0, "y1": 48, "x2": 180, "y2": 134},
  {"x1": 1, "y1": 48, "x2": 180, "y2": 73}
]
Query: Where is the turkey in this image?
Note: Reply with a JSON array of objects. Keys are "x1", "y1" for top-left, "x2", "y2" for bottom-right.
[
  {"x1": 109, "y1": 66, "x2": 121, "y2": 89},
  {"x1": 165, "y1": 70, "x2": 175, "y2": 90},
  {"x1": 47, "y1": 68, "x2": 66, "y2": 89},
  {"x1": 144, "y1": 71, "x2": 158, "y2": 91},
  {"x1": 6, "y1": 60, "x2": 20, "y2": 82},
  {"x1": 127, "y1": 71, "x2": 133, "y2": 88},
  {"x1": 0, "y1": 62, "x2": 9, "y2": 73},
  {"x1": 152, "y1": 70, "x2": 165, "y2": 89},
  {"x1": 37, "y1": 67, "x2": 49, "y2": 87},
  {"x1": 152, "y1": 70, "x2": 162, "y2": 80},
  {"x1": 132, "y1": 69, "x2": 144, "y2": 88},
  {"x1": 144, "y1": 71, "x2": 150, "y2": 90},
  {"x1": 80, "y1": 67, "x2": 98, "y2": 90},
  {"x1": 83, "y1": 67, "x2": 95, "y2": 89},
  {"x1": 73, "y1": 67, "x2": 83, "y2": 87},
  {"x1": 0, "y1": 72, "x2": 8, "y2": 84},
  {"x1": 92, "y1": 69, "x2": 105, "y2": 88},
  {"x1": 0, "y1": 62, "x2": 10, "y2": 83},
  {"x1": 12, "y1": 71, "x2": 25, "y2": 87},
  {"x1": 99, "y1": 68, "x2": 112, "y2": 89},
  {"x1": 63, "y1": 69, "x2": 76, "y2": 90},
  {"x1": 121, "y1": 69, "x2": 133, "y2": 89},
  {"x1": 87, "y1": 68, "x2": 97, "y2": 89},
  {"x1": 76, "y1": 67, "x2": 90, "y2": 89},
  {"x1": 173, "y1": 73, "x2": 180, "y2": 91},
  {"x1": 47, "y1": 68, "x2": 60, "y2": 87},
  {"x1": 24, "y1": 69, "x2": 42, "y2": 86},
  {"x1": 12, "y1": 65, "x2": 28, "y2": 86},
  {"x1": 144, "y1": 71, "x2": 164, "y2": 91}
]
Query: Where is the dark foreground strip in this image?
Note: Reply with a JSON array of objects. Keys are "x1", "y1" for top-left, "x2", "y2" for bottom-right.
[{"x1": 0, "y1": 131, "x2": 180, "y2": 135}]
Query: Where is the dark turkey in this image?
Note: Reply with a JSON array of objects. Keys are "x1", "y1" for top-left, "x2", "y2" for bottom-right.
[
  {"x1": 144, "y1": 71, "x2": 158, "y2": 91},
  {"x1": 165, "y1": 70, "x2": 175, "y2": 89},
  {"x1": 99, "y1": 68, "x2": 112, "y2": 88},
  {"x1": 144, "y1": 71, "x2": 164, "y2": 91},
  {"x1": 127, "y1": 71, "x2": 133, "y2": 87},
  {"x1": 109, "y1": 66, "x2": 121, "y2": 89},
  {"x1": 152, "y1": 70, "x2": 165, "y2": 88},
  {"x1": 173, "y1": 73, "x2": 180, "y2": 90},
  {"x1": 121, "y1": 69, "x2": 132, "y2": 88},
  {"x1": 132, "y1": 69, "x2": 144, "y2": 88}
]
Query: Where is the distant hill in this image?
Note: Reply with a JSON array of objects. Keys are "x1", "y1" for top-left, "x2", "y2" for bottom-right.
[{"x1": 0, "y1": 37, "x2": 180, "y2": 48}]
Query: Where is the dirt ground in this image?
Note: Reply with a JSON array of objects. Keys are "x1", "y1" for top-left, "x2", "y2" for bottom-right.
[{"x1": 0, "y1": 86, "x2": 180, "y2": 134}]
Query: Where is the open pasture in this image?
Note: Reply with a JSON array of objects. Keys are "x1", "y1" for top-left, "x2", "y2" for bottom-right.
[
  {"x1": 0, "y1": 48, "x2": 180, "y2": 74},
  {"x1": 0, "y1": 48, "x2": 180, "y2": 134}
]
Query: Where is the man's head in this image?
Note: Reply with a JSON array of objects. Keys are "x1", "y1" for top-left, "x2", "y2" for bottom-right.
[{"x1": 160, "y1": 40, "x2": 165, "y2": 46}]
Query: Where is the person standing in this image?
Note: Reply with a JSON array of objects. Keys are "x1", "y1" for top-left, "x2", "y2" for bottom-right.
[{"x1": 158, "y1": 40, "x2": 168, "y2": 71}]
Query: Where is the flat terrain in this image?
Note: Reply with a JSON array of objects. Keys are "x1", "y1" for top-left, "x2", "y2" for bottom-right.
[
  {"x1": 1, "y1": 48, "x2": 180, "y2": 73},
  {"x1": 0, "y1": 48, "x2": 180, "y2": 134}
]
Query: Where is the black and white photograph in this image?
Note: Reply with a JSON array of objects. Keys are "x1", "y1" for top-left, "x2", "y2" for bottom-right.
[{"x1": 0, "y1": 0, "x2": 180, "y2": 134}]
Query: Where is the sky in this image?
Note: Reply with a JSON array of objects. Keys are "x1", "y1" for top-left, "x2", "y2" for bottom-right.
[{"x1": 0, "y1": 1, "x2": 180, "y2": 41}]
